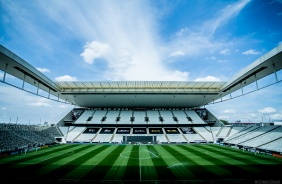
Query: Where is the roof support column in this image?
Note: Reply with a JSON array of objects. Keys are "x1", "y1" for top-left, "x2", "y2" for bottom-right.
[
  {"x1": 272, "y1": 63, "x2": 279, "y2": 82},
  {"x1": 36, "y1": 81, "x2": 39, "y2": 95},
  {"x1": 48, "y1": 88, "x2": 50, "y2": 99},
  {"x1": 255, "y1": 74, "x2": 259, "y2": 90},
  {"x1": 21, "y1": 74, "x2": 26, "y2": 89},
  {"x1": 2, "y1": 63, "x2": 8, "y2": 82},
  {"x1": 241, "y1": 82, "x2": 244, "y2": 95}
]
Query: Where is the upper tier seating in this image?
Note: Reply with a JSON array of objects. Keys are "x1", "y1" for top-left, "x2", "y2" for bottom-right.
[
  {"x1": 91, "y1": 110, "x2": 107, "y2": 124},
  {"x1": 74, "y1": 110, "x2": 94, "y2": 124},
  {"x1": 159, "y1": 110, "x2": 176, "y2": 124},
  {"x1": 118, "y1": 110, "x2": 133, "y2": 124},
  {"x1": 147, "y1": 110, "x2": 161, "y2": 124},
  {"x1": 172, "y1": 110, "x2": 191, "y2": 124},
  {"x1": 133, "y1": 110, "x2": 147, "y2": 124},
  {"x1": 185, "y1": 110, "x2": 206, "y2": 124},
  {"x1": 103, "y1": 110, "x2": 120, "y2": 124}
]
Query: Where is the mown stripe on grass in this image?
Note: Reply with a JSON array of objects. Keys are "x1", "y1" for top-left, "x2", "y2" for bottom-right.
[
  {"x1": 151, "y1": 145, "x2": 188, "y2": 181},
  {"x1": 138, "y1": 145, "x2": 159, "y2": 181},
  {"x1": 40, "y1": 144, "x2": 111, "y2": 180},
  {"x1": 36, "y1": 144, "x2": 105, "y2": 176},
  {"x1": 0, "y1": 144, "x2": 77, "y2": 164},
  {"x1": 21, "y1": 144, "x2": 97, "y2": 179},
  {"x1": 80, "y1": 144, "x2": 127, "y2": 181},
  {"x1": 205, "y1": 144, "x2": 282, "y2": 164},
  {"x1": 62, "y1": 144, "x2": 119, "y2": 180},
  {"x1": 27, "y1": 145, "x2": 108, "y2": 179},
  {"x1": 195, "y1": 144, "x2": 282, "y2": 179},
  {"x1": 0, "y1": 144, "x2": 94, "y2": 180},
  {"x1": 18, "y1": 144, "x2": 88, "y2": 166},
  {"x1": 144, "y1": 145, "x2": 177, "y2": 181},
  {"x1": 103, "y1": 145, "x2": 133, "y2": 180},
  {"x1": 178, "y1": 144, "x2": 258, "y2": 179},
  {"x1": 122, "y1": 145, "x2": 140, "y2": 181},
  {"x1": 3, "y1": 144, "x2": 88, "y2": 169},
  {"x1": 163, "y1": 145, "x2": 225, "y2": 180}
]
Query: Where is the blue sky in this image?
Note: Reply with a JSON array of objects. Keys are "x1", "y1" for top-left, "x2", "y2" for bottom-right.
[{"x1": 0, "y1": 0, "x2": 282, "y2": 125}]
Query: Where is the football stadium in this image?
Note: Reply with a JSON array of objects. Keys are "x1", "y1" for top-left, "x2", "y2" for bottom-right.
[{"x1": 0, "y1": 43, "x2": 282, "y2": 184}]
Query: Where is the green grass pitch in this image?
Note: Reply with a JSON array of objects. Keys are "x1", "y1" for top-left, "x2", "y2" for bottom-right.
[{"x1": 0, "y1": 144, "x2": 281, "y2": 183}]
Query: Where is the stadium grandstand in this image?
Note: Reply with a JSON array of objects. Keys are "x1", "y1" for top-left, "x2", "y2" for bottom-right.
[{"x1": 1, "y1": 44, "x2": 282, "y2": 183}]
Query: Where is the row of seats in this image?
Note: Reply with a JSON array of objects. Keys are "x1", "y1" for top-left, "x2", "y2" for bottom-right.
[{"x1": 72, "y1": 109, "x2": 207, "y2": 125}]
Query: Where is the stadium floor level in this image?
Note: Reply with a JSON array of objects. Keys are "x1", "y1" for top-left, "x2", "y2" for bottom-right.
[{"x1": 0, "y1": 143, "x2": 281, "y2": 184}]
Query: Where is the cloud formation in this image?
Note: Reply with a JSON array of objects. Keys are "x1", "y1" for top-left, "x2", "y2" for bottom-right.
[
  {"x1": 167, "y1": 0, "x2": 250, "y2": 59},
  {"x1": 223, "y1": 109, "x2": 236, "y2": 114},
  {"x1": 220, "y1": 49, "x2": 230, "y2": 55},
  {"x1": 169, "y1": 51, "x2": 185, "y2": 57},
  {"x1": 195, "y1": 76, "x2": 221, "y2": 82},
  {"x1": 80, "y1": 41, "x2": 111, "y2": 64},
  {"x1": 55, "y1": 75, "x2": 77, "y2": 81},
  {"x1": 259, "y1": 107, "x2": 276, "y2": 114},
  {"x1": 36, "y1": 68, "x2": 50, "y2": 73},
  {"x1": 242, "y1": 49, "x2": 261, "y2": 55}
]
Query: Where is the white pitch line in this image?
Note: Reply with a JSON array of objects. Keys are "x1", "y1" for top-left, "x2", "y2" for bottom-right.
[
  {"x1": 166, "y1": 163, "x2": 183, "y2": 168},
  {"x1": 146, "y1": 150, "x2": 159, "y2": 158}
]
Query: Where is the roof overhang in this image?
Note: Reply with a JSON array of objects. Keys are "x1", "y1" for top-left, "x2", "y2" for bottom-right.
[
  {"x1": 1, "y1": 44, "x2": 281, "y2": 108},
  {"x1": 56, "y1": 81, "x2": 226, "y2": 108},
  {"x1": 220, "y1": 44, "x2": 282, "y2": 95},
  {"x1": 0, "y1": 45, "x2": 61, "y2": 97}
]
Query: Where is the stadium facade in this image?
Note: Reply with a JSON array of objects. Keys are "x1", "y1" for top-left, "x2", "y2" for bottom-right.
[{"x1": 0, "y1": 44, "x2": 282, "y2": 155}]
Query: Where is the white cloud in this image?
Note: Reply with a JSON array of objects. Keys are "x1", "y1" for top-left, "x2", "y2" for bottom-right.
[
  {"x1": 3, "y1": 0, "x2": 250, "y2": 82},
  {"x1": 205, "y1": 0, "x2": 251, "y2": 34},
  {"x1": 36, "y1": 67, "x2": 50, "y2": 73},
  {"x1": 167, "y1": 0, "x2": 250, "y2": 58},
  {"x1": 270, "y1": 113, "x2": 282, "y2": 120},
  {"x1": 220, "y1": 49, "x2": 230, "y2": 55},
  {"x1": 247, "y1": 113, "x2": 257, "y2": 118},
  {"x1": 27, "y1": 98, "x2": 52, "y2": 107},
  {"x1": 223, "y1": 109, "x2": 236, "y2": 114},
  {"x1": 65, "y1": 1, "x2": 189, "y2": 81},
  {"x1": 258, "y1": 107, "x2": 276, "y2": 114},
  {"x1": 160, "y1": 70, "x2": 189, "y2": 81},
  {"x1": 59, "y1": 104, "x2": 71, "y2": 109},
  {"x1": 217, "y1": 115, "x2": 230, "y2": 120},
  {"x1": 55, "y1": 75, "x2": 77, "y2": 81},
  {"x1": 28, "y1": 101, "x2": 52, "y2": 107},
  {"x1": 169, "y1": 51, "x2": 185, "y2": 57},
  {"x1": 207, "y1": 56, "x2": 227, "y2": 63},
  {"x1": 242, "y1": 49, "x2": 261, "y2": 55},
  {"x1": 80, "y1": 41, "x2": 111, "y2": 64},
  {"x1": 195, "y1": 76, "x2": 221, "y2": 82},
  {"x1": 1, "y1": 107, "x2": 7, "y2": 110}
]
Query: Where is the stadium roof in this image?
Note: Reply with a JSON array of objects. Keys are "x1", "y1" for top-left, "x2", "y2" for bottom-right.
[
  {"x1": 0, "y1": 44, "x2": 281, "y2": 108},
  {"x1": 56, "y1": 81, "x2": 225, "y2": 92}
]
